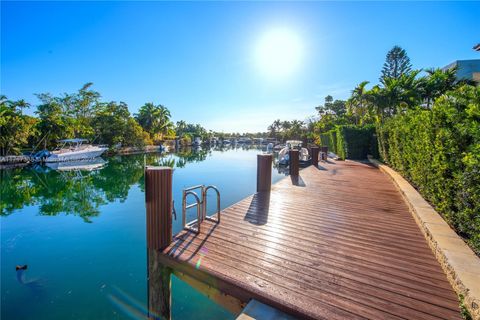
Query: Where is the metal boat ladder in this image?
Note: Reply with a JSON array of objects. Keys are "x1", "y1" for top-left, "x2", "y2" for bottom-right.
[{"x1": 182, "y1": 185, "x2": 221, "y2": 234}]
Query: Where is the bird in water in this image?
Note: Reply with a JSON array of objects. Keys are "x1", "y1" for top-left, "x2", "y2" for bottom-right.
[{"x1": 15, "y1": 265, "x2": 43, "y2": 292}]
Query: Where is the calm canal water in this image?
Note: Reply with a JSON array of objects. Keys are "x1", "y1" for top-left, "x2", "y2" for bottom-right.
[{"x1": 1, "y1": 146, "x2": 286, "y2": 320}]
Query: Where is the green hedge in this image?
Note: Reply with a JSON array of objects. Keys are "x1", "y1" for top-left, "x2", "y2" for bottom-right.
[
  {"x1": 336, "y1": 125, "x2": 378, "y2": 160},
  {"x1": 319, "y1": 130, "x2": 337, "y2": 154},
  {"x1": 377, "y1": 85, "x2": 480, "y2": 253},
  {"x1": 320, "y1": 125, "x2": 377, "y2": 159}
]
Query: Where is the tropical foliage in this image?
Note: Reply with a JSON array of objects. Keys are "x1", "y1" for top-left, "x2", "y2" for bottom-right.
[
  {"x1": 135, "y1": 103, "x2": 175, "y2": 141},
  {"x1": 0, "y1": 96, "x2": 38, "y2": 156},
  {"x1": 0, "y1": 83, "x2": 185, "y2": 154},
  {"x1": 377, "y1": 85, "x2": 480, "y2": 253},
  {"x1": 267, "y1": 119, "x2": 306, "y2": 141},
  {"x1": 313, "y1": 46, "x2": 469, "y2": 147}
]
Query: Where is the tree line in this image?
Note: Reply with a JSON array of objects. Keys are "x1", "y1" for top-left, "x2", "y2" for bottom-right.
[
  {"x1": 0, "y1": 83, "x2": 240, "y2": 156},
  {"x1": 266, "y1": 46, "x2": 475, "y2": 144},
  {"x1": 312, "y1": 45, "x2": 474, "y2": 138}
]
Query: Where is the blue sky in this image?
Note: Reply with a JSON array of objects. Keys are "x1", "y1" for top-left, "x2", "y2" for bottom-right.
[{"x1": 1, "y1": 1, "x2": 479, "y2": 132}]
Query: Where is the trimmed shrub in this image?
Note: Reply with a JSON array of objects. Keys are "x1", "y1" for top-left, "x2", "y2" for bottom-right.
[
  {"x1": 336, "y1": 125, "x2": 378, "y2": 160},
  {"x1": 377, "y1": 85, "x2": 480, "y2": 253},
  {"x1": 319, "y1": 130, "x2": 337, "y2": 154}
]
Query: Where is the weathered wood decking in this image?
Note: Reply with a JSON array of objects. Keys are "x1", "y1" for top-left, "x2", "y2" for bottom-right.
[{"x1": 158, "y1": 160, "x2": 462, "y2": 319}]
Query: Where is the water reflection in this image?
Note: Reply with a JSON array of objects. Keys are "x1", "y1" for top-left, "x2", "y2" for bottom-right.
[
  {"x1": 1, "y1": 148, "x2": 209, "y2": 219},
  {"x1": 1, "y1": 145, "x2": 284, "y2": 221}
]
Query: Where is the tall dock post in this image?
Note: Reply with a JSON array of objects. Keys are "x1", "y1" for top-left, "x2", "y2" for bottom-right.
[
  {"x1": 311, "y1": 146, "x2": 319, "y2": 167},
  {"x1": 289, "y1": 150, "x2": 299, "y2": 176},
  {"x1": 148, "y1": 249, "x2": 172, "y2": 320},
  {"x1": 145, "y1": 166, "x2": 173, "y2": 250},
  {"x1": 257, "y1": 154, "x2": 273, "y2": 192},
  {"x1": 145, "y1": 166, "x2": 173, "y2": 320},
  {"x1": 321, "y1": 146, "x2": 328, "y2": 161}
]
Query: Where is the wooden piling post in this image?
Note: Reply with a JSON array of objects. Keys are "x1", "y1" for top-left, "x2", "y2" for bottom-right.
[
  {"x1": 257, "y1": 154, "x2": 272, "y2": 192},
  {"x1": 148, "y1": 248, "x2": 172, "y2": 320},
  {"x1": 289, "y1": 150, "x2": 299, "y2": 176},
  {"x1": 321, "y1": 146, "x2": 328, "y2": 161},
  {"x1": 311, "y1": 146, "x2": 319, "y2": 167},
  {"x1": 145, "y1": 166, "x2": 173, "y2": 250}
]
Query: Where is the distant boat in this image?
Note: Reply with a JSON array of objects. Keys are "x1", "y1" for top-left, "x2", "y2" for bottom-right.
[
  {"x1": 278, "y1": 140, "x2": 311, "y2": 166},
  {"x1": 223, "y1": 139, "x2": 231, "y2": 145},
  {"x1": 39, "y1": 139, "x2": 107, "y2": 163},
  {"x1": 193, "y1": 137, "x2": 202, "y2": 146}
]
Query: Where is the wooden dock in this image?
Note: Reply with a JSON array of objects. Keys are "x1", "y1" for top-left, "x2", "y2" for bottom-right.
[{"x1": 152, "y1": 160, "x2": 462, "y2": 319}]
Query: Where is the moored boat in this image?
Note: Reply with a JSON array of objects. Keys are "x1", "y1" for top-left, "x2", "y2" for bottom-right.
[
  {"x1": 37, "y1": 139, "x2": 108, "y2": 163},
  {"x1": 278, "y1": 140, "x2": 311, "y2": 166}
]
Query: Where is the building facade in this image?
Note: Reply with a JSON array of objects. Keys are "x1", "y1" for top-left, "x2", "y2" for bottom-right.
[{"x1": 443, "y1": 59, "x2": 480, "y2": 83}]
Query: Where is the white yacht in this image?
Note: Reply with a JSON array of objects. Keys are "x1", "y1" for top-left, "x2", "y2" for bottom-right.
[
  {"x1": 43, "y1": 139, "x2": 108, "y2": 163},
  {"x1": 278, "y1": 140, "x2": 310, "y2": 166}
]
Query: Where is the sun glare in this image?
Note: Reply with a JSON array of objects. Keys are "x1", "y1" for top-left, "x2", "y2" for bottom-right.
[{"x1": 255, "y1": 28, "x2": 303, "y2": 79}]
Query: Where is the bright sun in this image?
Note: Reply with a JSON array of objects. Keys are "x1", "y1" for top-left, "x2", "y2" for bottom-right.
[{"x1": 255, "y1": 28, "x2": 303, "y2": 79}]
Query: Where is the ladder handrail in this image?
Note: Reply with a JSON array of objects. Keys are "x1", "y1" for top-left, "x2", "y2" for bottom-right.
[
  {"x1": 203, "y1": 185, "x2": 221, "y2": 223},
  {"x1": 183, "y1": 185, "x2": 203, "y2": 192},
  {"x1": 182, "y1": 190, "x2": 202, "y2": 234},
  {"x1": 181, "y1": 184, "x2": 221, "y2": 235}
]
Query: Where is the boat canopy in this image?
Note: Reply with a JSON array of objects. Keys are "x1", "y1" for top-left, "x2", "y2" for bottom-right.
[
  {"x1": 286, "y1": 140, "x2": 302, "y2": 145},
  {"x1": 58, "y1": 138, "x2": 89, "y2": 143}
]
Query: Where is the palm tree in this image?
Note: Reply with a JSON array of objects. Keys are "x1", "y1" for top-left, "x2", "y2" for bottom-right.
[
  {"x1": 267, "y1": 119, "x2": 282, "y2": 139},
  {"x1": 135, "y1": 103, "x2": 173, "y2": 139},
  {"x1": 348, "y1": 81, "x2": 370, "y2": 125},
  {"x1": 420, "y1": 68, "x2": 457, "y2": 108},
  {"x1": 280, "y1": 121, "x2": 292, "y2": 141},
  {"x1": 289, "y1": 120, "x2": 305, "y2": 139},
  {"x1": 155, "y1": 105, "x2": 173, "y2": 137}
]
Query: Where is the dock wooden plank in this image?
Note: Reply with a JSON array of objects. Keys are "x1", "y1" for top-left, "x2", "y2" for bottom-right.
[{"x1": 160, "y1": 160, "x2": 462, "y2": 319}]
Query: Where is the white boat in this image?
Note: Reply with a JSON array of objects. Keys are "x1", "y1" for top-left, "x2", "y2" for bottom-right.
[
  {"x1": 43, "y1": 139, "x2": 108, "y2": 163},
  {"x1": 193, "y1": 137, "x2": 202, "y2": 146},
  {"x1": 266, "y1": 143, "x2": 274, "y2": 151},
  {"x1": 278, "y1": 140, "x2": 310, "y2": 166}
]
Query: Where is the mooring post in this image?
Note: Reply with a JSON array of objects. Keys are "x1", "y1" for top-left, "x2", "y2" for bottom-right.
[
  {"x1": 321, "y1": 146, "x2": 328, "y2": 161},
  {"x1": 311, "y1": 146, "x2": 320, "y2": 167},
  {"x1": 257, "y1": 154, "x2": 273, "y2": 192},
  {"x1": 289, "y1": 150, "x2": 299, "y2": 176},
  {"x1": 148, "y1": 248, "x2": 172, "y2": 320},
  {"x1": 145, "y1": 166, "x2": 173, "y2": 250}
]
